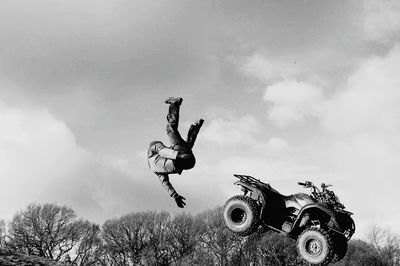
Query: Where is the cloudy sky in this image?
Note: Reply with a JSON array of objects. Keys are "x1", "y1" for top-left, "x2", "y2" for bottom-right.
[{"x1": 1, "y1": 0, "x2": 400, "y2": 238}]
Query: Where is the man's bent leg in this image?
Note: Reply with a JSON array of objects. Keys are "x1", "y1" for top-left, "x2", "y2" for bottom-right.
[
  {"x1": 165, "y1": 97, "x2": 183, "y2": 130},
  {"x1": 165, "y1": 97, "x2": 186, "y2": 147},
  {"x1": 186, "y1": 119, "x2": 204, "y2": 149},
  {"x1": 163, "y1": 97, "x2": 196, "y2": 172}
]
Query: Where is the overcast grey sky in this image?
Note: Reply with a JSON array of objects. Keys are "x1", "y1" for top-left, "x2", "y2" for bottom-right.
[{"x1": 1, "y1": 0, "x2": 400, "y2": 238}]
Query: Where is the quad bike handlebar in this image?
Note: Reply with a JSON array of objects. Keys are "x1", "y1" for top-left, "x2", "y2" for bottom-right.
[
  {"x1": 299, "y1": 180, "x2": 347, "y2": 212},
  {"x1": 297, "y1": 181, "x2": 313, "y2": 188},
  {"x1": 298, "y1": 181, "x2": 330, "y2": 192},
  {"x1": 298, "y1": 181, "x2": 319, "y2": 194},
  {"x1": 298, "y1": 181, "x2": 325, "y2": 198}
]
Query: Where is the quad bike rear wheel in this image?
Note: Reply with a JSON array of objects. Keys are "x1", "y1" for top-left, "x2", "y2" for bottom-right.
[
  {"x1": 223, "y1": 195, "x2": 260, "y2": 236},
  {"x1": 296, "y1": 227, "x2": 333, "y2": 265}
]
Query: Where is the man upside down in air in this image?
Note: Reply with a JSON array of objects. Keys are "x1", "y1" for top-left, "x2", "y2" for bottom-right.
[{"x1": 148, "y1": 97, "x2": 204, "y2": 208}]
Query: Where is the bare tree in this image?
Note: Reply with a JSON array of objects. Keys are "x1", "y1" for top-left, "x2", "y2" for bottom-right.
[
  {"x1": 101, "y1": 211, "x2": 205, "y2": 265},
  {"x1": 143, "y1": 212, "x2": 173, "y2": 266},
  {"x1": 368, "y1": 226, "x2": 400, "y2": 266},
  {"x1": 8, "y1": 203, "x2": 89, "y2": 261},
  {"x1": 0, "y1": 219, "x2": 6, "y2": 249},
  {"x1": 71, "y1": 221, "x2": 103, "y2": 266},
  {"x1": 230, "y1": 230, "x2": 262, "y2": 265},
  {"x1": 196, "y1": 207, "x2": 241, "y2": 266},
  {"x1": 166, "y1": 213, "x2": 201, "y2": 264},
  {"x1": 102, "y1": 212, "x2": 156, "y2": 265},
  {"x1": 333, "y1": 239, "x2": 381, "y2": 266},
  {"x1": 258, "y1": 231, "x2": 305, "y2": 266}
]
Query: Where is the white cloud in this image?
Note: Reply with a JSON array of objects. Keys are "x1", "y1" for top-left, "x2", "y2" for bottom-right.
[
  {"x1": 263, "y1": 80, "x2": 324, "y2": 127},
  {"x1": 232, "y1": 44, "x2": 400, "y2": 236},
  {"x1": 265, "y1": 137, "x2": 290, "y2": 152},
  {"x1": 0, "y1": 101, "x2": 166, "y2": 222},
  {"x1": 363, "y1": 0, "x2": 400, "y2": 42},
  {"x1": 310, "y1": 45, "x2": 400, "y2": 234},
  {"x1": 320, "y1": 45, "x2": 400, "y2": 136},
  {"x1": 237, "y1": 53, "x2": 282, "y2": 83},
  {"x1": 261, "y1": 46, "x2": 400, "y2": 133},
  {"x1": 235, "y1": 53, "x2": 303, "y2": 84},
  {"x1": 201, "y1": 113, "x2": 261, "y2": 147},
  {"x1": 0, "y1": 103, "x2": 90, "y2": 218}
]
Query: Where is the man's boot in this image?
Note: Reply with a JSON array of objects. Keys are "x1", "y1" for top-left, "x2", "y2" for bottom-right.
[{"x1": 164, "y1": 97, "x2": 183, "y2": 105}]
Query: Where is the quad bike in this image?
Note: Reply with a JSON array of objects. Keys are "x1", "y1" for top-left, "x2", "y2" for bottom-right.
[{"x1": 223, "y1": 174, "x2": 355, "y2": 265}]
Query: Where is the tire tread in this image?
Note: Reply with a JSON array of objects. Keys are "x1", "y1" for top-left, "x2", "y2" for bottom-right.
[
  {"x1": 296, "y1": 227, "x2": 334, "y2": 266},
  {"x1": 223, "y1": 195, "x2": 260, "y2": 236}
]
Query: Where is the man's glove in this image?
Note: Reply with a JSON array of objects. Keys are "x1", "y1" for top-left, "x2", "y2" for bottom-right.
[{"x1": 172, "y1": 192, "x2": 186, "y2": 208}]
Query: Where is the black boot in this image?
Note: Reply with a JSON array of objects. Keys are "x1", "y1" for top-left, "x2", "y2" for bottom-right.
[{"x1": 164, "y1": 97, "x2": 183, "y2": 105}]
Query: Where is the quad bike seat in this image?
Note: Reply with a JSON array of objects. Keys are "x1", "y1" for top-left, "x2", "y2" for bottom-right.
[
  {"x1": 264, "y1": 180, "x2": 315, "y2": 210},
  {"x1": 281, "y1": 193, "x2": 315, "y2": 211}
]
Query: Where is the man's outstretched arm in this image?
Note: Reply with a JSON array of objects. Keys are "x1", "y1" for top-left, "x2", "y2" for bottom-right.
[
  {"x1": 156, "y1": 173, "x2": 186, "y2": 208},
  {"x1": 157, "y1": 173, "x2": 176, "y2": 196}
]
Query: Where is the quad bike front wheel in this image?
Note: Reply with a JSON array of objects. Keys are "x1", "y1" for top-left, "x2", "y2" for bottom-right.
[
  {"x1": 296, "y1": 227, "x2": 333, "y2": 265},
  {"x1": 223, "y1": 195, "x2": 260, "y2": 236}
]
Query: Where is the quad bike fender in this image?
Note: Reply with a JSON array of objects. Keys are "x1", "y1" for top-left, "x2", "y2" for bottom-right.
[
  {"x1": 335, "y1": 212, "x2": 356, "y2": 240},
  {"x1": 294, "y1": 204, "x2": 354, "y2": 240},
  {"x1": 235, "y1": 181, "x2": 267, "y2": 215},
  {"x1": 294, "y1": 204, "x2": 339, "y2": 231}
]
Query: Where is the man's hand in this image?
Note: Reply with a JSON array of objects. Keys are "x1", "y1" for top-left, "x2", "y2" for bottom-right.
[{"x1": 173, "y1": 194, "x2": 186, "y2": 208}]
